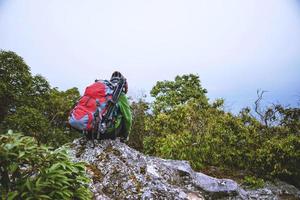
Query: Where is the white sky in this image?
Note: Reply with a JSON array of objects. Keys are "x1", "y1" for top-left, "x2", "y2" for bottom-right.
[{"x1": 1, "y1": 0, "x2": 300, "y2": 112}]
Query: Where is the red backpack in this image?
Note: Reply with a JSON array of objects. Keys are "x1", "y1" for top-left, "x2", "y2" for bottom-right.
[{"x1": 69, "y1": 80, "x2": 114, "y2": 131}]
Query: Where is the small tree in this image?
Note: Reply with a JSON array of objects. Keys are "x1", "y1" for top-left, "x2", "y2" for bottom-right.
[
  {"x1": 0, "y1": 51, "x2": 32, "y2": 123},
  {"x1": 0, "y1": 131, "x2": 92, "y2": 200},
  {"x1": 150, "y1": 74, "x2": 209, "y2": 113},
  {"x1": 4, "y1": 106, "x2": 51, "y2": 144},
  {"x1": 128, "y1": 97, "x2": 149, "y2": 151},
  {"x1": 0, "y1": 51, "x2": 81, "y2": 147}
]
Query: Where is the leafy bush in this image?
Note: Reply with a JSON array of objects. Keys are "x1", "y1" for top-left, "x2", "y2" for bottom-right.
[
  {"x1": 4, "y1": 106, "x2": 51, "y2": 144},
  {"x1": 254, "y1": 134, "x2": 300, "y2": 186},
  {"x1": 128, "y1": 97, "x2": 149, "y2": 151},
  {"x1": 143, "y1": 74, "x2": 300, "y2": 187},
  {"x1": 0, "y1": 51, "x2": 32, "y2": 123},
  {"x1": 0, "y1": 131, "x2": 92, "y2": 200},
  {"x1": 0, "y1": 50, "x2": 81, "y2": 147},
  {"x1": 242, "y1": 176, "x2": 265, "y2": 189}
]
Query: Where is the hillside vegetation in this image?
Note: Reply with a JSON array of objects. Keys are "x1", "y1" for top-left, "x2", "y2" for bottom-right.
[
  {"x1": 0, "y1": 131, "x2": 92, "y2": 199},
  {"x1": 0, "y1": 51, "x2": 299, "y2": 198},
  {"x1": 129, "y1": 74, "x2": 300, "y2": 188}
]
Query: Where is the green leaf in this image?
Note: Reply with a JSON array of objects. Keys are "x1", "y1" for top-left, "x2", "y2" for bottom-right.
[
  {"x1": 25, "y1": 179, "x2": 32, "y2": 191},
  {"x1": 37, "y1": 195, "x2": 51, "y2": 199},
  {"x1": 7, "y1": 191, "x2": 18, "y2": 200},
  {"x1": 18, "y1": 151, "x2": 25, "y2": 158}
]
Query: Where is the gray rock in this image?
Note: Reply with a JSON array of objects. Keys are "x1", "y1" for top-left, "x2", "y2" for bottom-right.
[
  {"x1": 246, "y1": 181, "x2": 300, "y2": 200},
  {"x1": 67, "y1": 138, "x2": 300, "y2": 200}
]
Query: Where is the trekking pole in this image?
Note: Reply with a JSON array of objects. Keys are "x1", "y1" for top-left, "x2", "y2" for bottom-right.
[
  {"x1": 98, "y1": 77, "x2": 126, "y2": 136},
  {"x1": 91, "y1": 129, "x2": 95, "y2": 148},
  {"x1": 92, "y1": 101, "x2": 101, "y2": 148}
]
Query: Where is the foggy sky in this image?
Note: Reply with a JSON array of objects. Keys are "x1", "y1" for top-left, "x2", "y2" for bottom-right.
[{"x1": 1, "y1": 0, "x2": 300, "y2": 112}]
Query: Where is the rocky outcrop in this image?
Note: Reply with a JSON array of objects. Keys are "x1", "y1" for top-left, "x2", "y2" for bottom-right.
[{"x1": 68, "y1": 138, "x2": 300, "y2": 200}]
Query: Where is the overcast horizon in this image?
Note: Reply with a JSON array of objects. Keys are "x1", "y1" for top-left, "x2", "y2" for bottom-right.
[{"x1": 1, "y1": 0, "x2": 300, "y2": 113}]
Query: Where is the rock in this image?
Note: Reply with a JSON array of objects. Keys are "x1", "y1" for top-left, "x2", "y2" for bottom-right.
[
  {"x1": 246, "y1": 181, "x2": 300, "y2": 200},
  {"x1": 68, "y1": 138, "x2": 300, "y2": 200}
]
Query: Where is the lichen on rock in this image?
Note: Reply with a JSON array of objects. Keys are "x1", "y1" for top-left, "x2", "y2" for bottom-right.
[{"x1": 68, "y1": 138, "x2": 300, "y2": 200}]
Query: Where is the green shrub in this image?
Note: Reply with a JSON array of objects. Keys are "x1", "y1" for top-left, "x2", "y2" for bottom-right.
[
  {"x1": 242, "y1": 176, "x2": 265, "y2": 189},
  {"x1": 0, "y1": 131, "x2": 92, "y2": 200},
  {"x1": 4, "y1": 106, "x2": 51, "y2": 144},
  {"x1": 143, "y1": 74, "x2": 300, "y2": 187},
  {"x1": 128, "y1": 98, "x2": 149, "y2": 151},
  {"x1": 143, "y1": 136, "x2": 158, "y2": 155},
  {"x1": 254, "y1": 134, "x2": 300, "y2": 187},
  {"x1": 0, "y1": 51, "x2": 81, "y2": 148}
]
